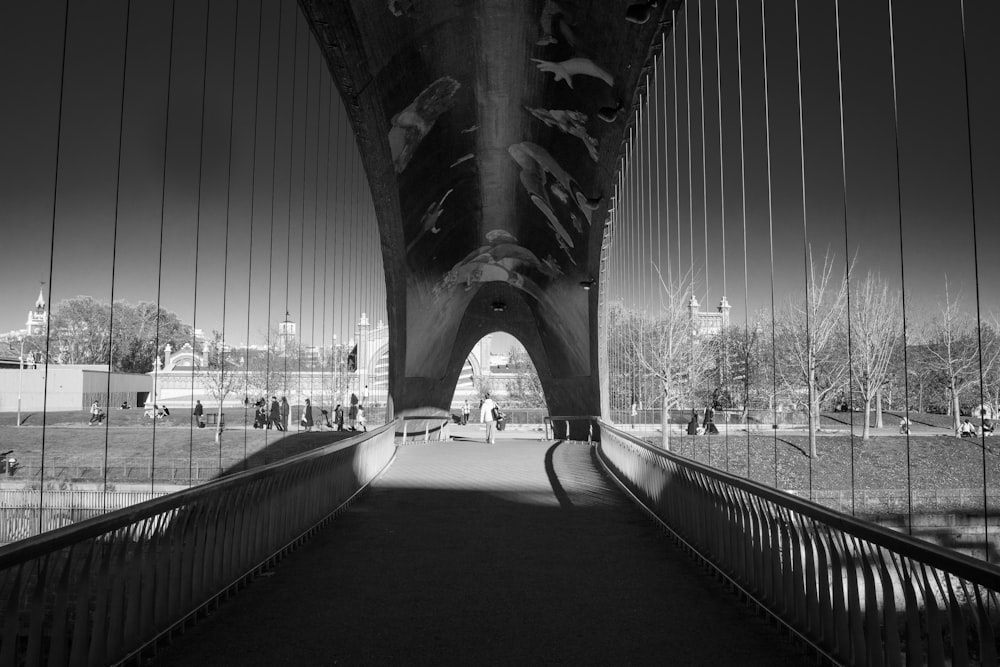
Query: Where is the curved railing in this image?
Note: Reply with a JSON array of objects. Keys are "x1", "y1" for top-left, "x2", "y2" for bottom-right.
[
  {"x1": 543, "y1": 415, "x2": 601, "y2": 441},
  {"x1": 597, "y1": 420, "x2": 1000, "y2": 665},
  {"x1": 0, "y1": 421, "x2": 398, "y2": 666},
  {"x1": 397, "y1": 415, "x2": 452, "y2": 443}
]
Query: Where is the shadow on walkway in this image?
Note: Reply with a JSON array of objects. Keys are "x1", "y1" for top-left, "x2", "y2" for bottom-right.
[{"x1": 156, "y1": 440, "x2": 810, "y2": 665}]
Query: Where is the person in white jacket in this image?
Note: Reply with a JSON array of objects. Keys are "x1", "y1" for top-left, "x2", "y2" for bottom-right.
[{"x1": 479, "y1": 393, "x2": 499, "y2": 444}]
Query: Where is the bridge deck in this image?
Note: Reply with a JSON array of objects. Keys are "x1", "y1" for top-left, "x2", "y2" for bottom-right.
[{"x1": 157, "y1": 435, "x2": 810, "y2": 665}]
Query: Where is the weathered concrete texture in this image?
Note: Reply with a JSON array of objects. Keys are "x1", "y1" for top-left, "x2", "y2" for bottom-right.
[
  {"x1": 156, "y1": 440, "x2": 811, "y2": 665},
  {"x1": 300, "y1": 1, "x2": 681, "y2": 417}
]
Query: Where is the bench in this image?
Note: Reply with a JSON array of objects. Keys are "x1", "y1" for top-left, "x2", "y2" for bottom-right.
[{"x1": 205, "y1": 413, "x2": 225, "y2": 427}]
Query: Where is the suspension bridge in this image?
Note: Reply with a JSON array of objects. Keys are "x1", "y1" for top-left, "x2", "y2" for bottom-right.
[{"x1": 1, "y1": 0, "x2": 999, "y2": 664}]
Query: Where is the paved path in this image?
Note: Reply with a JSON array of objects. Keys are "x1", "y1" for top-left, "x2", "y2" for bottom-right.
[{"x1": 157, "y1": 439, "x2": 811, "y2": 665}]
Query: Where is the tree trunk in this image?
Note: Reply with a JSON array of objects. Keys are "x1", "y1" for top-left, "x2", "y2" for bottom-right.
[
  {"x1": 875, "y1": 385, "x2": 884, "y2": 428},
  {"x1": 808, "y1": 373, "x2": 818, "y2": 458},
  {"x1": 214, "y1": 407, "x2": 223, "y2": 445},
  {"x1": 952, "y1": 386, "x2": 961, "y2": 433},
  {"x1": 661, "y1": 388, "x2": 670, "y2": 451},
  {"x1": 863, "y1": 396, "x2": 872, "y2": 440}
]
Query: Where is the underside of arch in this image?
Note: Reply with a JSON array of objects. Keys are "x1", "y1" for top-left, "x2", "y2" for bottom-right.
[{"x1": 299, "y1": 0, "x2": 679, "y2": 428}]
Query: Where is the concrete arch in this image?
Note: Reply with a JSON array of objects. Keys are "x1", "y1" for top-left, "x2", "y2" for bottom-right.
[{"x1": 394, "y1": 281, "x2": 599, "y2": 423}]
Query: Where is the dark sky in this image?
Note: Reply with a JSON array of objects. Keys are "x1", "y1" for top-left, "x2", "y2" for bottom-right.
[
  {"x1": 604, "y1": 0, "x2": 1000, "y2": 326},
  {"x1": 1, "y1": 0, "x2": 997, "y2": 342},
  {"x1": 0, "y1": 0, "x2": 385, "y2": 350}
]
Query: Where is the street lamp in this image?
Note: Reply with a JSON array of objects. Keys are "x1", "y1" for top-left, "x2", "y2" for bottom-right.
[{"x1": 16, "y1": 337, "x2": 25, "y2": 427}]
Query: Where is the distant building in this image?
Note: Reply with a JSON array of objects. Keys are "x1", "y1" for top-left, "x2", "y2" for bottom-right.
[
  {"x1": 689, "y1": 295, "x2": 731, "y2": 337},
  {"x1": 25, "y1": 287, "x2": 48, "y2": 336}
]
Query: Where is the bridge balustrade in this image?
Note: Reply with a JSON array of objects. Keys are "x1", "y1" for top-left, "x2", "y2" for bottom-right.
[
  {"x1": 597, "y1": 420, "x2": 1000, "y2": 665},
  {"x1": 0, "y1": 422, "x2": 397, "y2": 666}
]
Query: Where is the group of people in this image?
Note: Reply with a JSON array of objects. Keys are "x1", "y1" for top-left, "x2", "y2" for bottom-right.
[
  {"x1": 249, "y1": 395, "x2": 367, "y2": 432},
  {"x1": 687, "y1": 406, "x2": 720, "y2": 436},
  {"x1": 959, "y1": 417, "x2": 995, "y2": 438}
]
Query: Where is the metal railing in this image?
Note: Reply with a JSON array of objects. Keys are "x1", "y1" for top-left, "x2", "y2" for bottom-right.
[
  {"x1": 597, "y1": 420, "x2": 1000, "y2": 664},
  {"x1": 0, "y1": 421, "x2": 398, "y2": 665},
  {"x1": 397, "y1": 415, "x2": 452, "y2": 443},
  {"x1": 543, "y1": 415, "x2": 600, "y2": 441}
]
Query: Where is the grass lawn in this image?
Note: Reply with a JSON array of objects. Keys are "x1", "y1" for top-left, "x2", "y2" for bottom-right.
[
  {"x1": 657, "y1": 430, "x2": 1000, "y2": 501},
  {"x1": 0, "y1": 410, "x2": 368, "y2": 485}
]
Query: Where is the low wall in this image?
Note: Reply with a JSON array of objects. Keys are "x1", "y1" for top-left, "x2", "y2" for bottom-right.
[{"x1": 808, "y1": 488, "x2": 1000, "y2": 562}]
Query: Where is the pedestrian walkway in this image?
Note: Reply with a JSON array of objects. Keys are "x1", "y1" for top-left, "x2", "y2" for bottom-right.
[{"x1": 156, "y1": 440, "x2": 811, "y2": 665}]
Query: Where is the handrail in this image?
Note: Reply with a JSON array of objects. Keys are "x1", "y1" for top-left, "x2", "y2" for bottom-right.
[
  {"x1": 597, "y1": 420, "x2": 1000, "y2": 664},
  {"x1": 397, "y1": 415, "x2": 452, "y2": 442},
  {"x1": 0, "y1": 421, "x2": 399, "y2": 665},
  {"x1": 542, "y1": 415, "x2": 601, "y2": 441}
]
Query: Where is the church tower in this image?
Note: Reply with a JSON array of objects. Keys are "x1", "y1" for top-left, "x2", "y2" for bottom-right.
[{"x1": 25, "y1": 285, "x2": 47, "y2": 336}]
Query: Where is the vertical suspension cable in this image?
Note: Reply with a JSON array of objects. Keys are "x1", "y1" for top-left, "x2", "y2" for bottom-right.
[
  {"x1": 685, "y1": 4, "x2": 695, "y2": 296},
  {"x1": 713, "y1": 0, "x2": 728, "y2": 470},
  {"x1": 636, "y1": 99, "x2": 644, "y2": 426},
  {"x1": 242, "y1": 0, "x2": 265, "y2": 470},
  {"x1": 148, "y1": 0, "x2": 179, "y2": 495},
  {"x1": 958, "y1": 0, "x2": 989, "y2": 561},
  {"x1": 715, "y1": 0, "x2": 727, "y2": 302},
  {"x1": 647, "y1": 74, "x2": 656, "y2": 425},
  {"x1": 320, "y1": 72, "x2": 332, "y2": 418},
  {"x1": 218, "y1": 0, "x2": 241, "y2": 472},
  {"x1": 698, "y1": 0, "x2": 709, "y2": 310},
  {"x1": 39, "y1": 0, "x2": 75, "y2": 526},
  {"x1": 656, "y1": 41, "x2": 666, "y2": 311},
  {"x1": 887, "y1": 0, "x2": 914, "y2": 535},
  {"x1": 336, "y1": 113, "x2": 346, "y2": 408},
  {"x1": 760, "y1": 0, "x2": 779, "y2": 489},
  {"x1": 793, "y1": 0, "x2": 814, "y2": 499},
  {"x1": 735, "y1": 0, "x2": 752, "y2": 478},
  {"x1": 265, "y1": 1, "x2": 285, "y2": 446},
  {"x1": 188, "y1": 0, "x2": 212, "y2": 481},
  {"x1": 296, "y1": 35, "x2": 312, "y2": 430},
  {"x1": 834, "y1": 0, "x2": 858, "y2": 513},
  {"x1": 660, "y1": 33, "x2": 672, "y2": 290},
  {"x1": 283, "y1": 13, "x2": 300, "y2": 406},
  {"x1": 102, "y1": 0, "x2": 133, "y2": 506},
  {"x1": 672, "y1": 9, "x2": 682, "y2": 287}
]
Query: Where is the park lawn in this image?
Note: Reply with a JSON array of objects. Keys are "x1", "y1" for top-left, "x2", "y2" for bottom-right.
[
  {"x1": 662, "y1": 431, "x2": 1000, "y2": 495},
  {"x1": 0, "y1": 422, "x2": 359, "y2": 483},
  {"x1": 0, "y1": 408, "x2": 259, "y2": 429}
]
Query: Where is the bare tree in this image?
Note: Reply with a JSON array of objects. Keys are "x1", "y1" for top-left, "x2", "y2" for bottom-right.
[
  {"x1": 712, "y1": 313, "x2": 774, "y2": 425},
  {"x1": 198, "y1": 333, "x2": 244, "y2": 445},
  {"x1": 923, "y1": 284, "x2": 1000, "y2": 433},
  {"x1": 774, "y1": 250, "x2": 849, "y2": 457},
  {"x1": 624, "y1": 269, "x2": 711, "y2": 450},
  {"x1": 850, "y1": 272, "x2": 901, "y2": 439}
]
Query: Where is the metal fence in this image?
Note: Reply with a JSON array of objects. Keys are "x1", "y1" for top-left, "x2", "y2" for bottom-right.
[
  {"x1": 0, "y1": 490, "x2": 169, "y2": 545},
  {"x1": 597, "y1": 420, "x2": 1000, "y2": 665},
  {"x1": 0, "y1": 421, "x2": 397, "y2": 665}
]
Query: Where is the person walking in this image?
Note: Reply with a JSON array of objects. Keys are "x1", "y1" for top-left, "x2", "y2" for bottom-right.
[
  {"x1": 687, "y1": 410, "x2": 699, "y2": 436},
  {"x1": 462, "y1": 399, "x2": 470, "y2": 426},
  {"x1": 302, "y1": 398, "x2": 314, "y2": 432},
  {"x1": 280, "y1": 397, "x2": 290, "y2": 431},
  {"x1": 357, "y1": 405, "x2": 367, "y2": 432},
  {"x1": 89, "y1": 401, "x2": 104, "y2": 426},
  {"x1": 193, "y1": 399, "x2": 204, "y2": 428},
  {"x1": 269, "y1": 396, "x2": 283, "y2": 431},
  {"x1": 348, "y1": 395, "x2": 359, "y2": 431},
  {"x1": 334, "y1": 403, "x2": 345, "y2": 431},
  {"x1": 480, "y1": 392, "x2": 499, "y2": 444}
]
